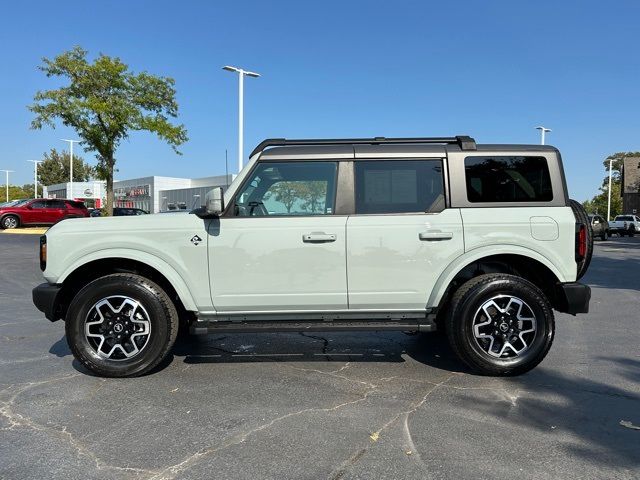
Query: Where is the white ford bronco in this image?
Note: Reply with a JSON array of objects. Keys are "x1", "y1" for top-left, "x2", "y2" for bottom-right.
[{"x1": 32, "y1": 136, "x2": 592, "y2": 377}]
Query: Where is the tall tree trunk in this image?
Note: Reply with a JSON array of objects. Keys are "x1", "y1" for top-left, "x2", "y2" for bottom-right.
[{"x1": 105, "y1": 157, "x2": 114, "y2": 216}]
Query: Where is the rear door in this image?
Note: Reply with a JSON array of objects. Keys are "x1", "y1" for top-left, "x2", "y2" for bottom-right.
[
  {"x1": 46, "y1": 200, "x2": 67, "y2": 223},
  {"x1": 346, "y1": 156, "x2": 464, "y2": 310}
]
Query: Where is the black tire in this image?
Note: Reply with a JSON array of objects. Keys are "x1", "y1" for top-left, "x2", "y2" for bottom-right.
[
  {"x1": 629, "y1": 226, "x2": 636, "y2": 238},
  {"x1": 1, "y1": 215, "x2": 20, "y2": 229},
  {"x1": 601, "y1": 230, "x2": 608, "y2": 241},
  {"x1": 65, "y1": 273, "x2": 179, "y2": 377},
  {"x1": 446, "y1": 273, "x2": 555, "y2": 376},
  {"x1": 569, "y1": 199, "x2": 593, "y2": 280}
]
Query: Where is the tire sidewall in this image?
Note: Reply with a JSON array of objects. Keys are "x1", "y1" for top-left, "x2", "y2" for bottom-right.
[
  {"x1": 453, "y1": 278, "x2": 554, "y2": 373},
  {"x1": 66, "y1": 277, "x2": 171, "y2": 377},
  {"x1": 2, "y1": 215, "x2": 19, "y2": 229}
]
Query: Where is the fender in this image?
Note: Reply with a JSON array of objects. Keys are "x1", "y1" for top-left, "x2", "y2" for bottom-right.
[
  {"x1": 57, "y1": 248, "x2": 199, "y2": 312},
  {"x1": 427, "y1": 244, "x2": 566, "y2": 309}
]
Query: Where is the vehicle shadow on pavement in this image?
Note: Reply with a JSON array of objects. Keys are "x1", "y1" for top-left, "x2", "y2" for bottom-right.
[{"x1": 167, "y1": 330, "x2": 467, "y2": 372}]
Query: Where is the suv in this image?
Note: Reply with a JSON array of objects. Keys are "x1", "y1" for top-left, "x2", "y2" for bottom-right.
[
  {"x1": 588, "y1": 214, "x2": 609, "y2": 240},
  {"x1": 0, "y1": 199, "x2": 89, "y2": 229},
  {"x1": 32, "y1": 136, "x2": 592, "y2": 378}
]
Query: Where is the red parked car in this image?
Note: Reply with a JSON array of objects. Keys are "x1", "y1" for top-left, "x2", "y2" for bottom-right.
[{"x1": 0, "y1": 199, "x2": 89, "y2": 229}]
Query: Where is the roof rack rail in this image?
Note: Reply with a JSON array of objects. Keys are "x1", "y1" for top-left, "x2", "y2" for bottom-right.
[{"x1": 249, "y1": 135, "x2": 477, "y2": 158}]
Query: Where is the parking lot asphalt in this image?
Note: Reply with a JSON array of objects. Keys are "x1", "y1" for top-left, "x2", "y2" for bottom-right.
[{"x1": 1, "y1": 233, "x2": 639, "y2": 480}]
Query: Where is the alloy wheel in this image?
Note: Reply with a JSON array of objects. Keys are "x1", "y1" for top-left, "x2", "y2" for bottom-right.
[
  {"x1": 84, "y1": 296, "x2": 151, "y2": 361},
  {"x1": 472, "y1": 295, "x2": 537, "y2": 359}
]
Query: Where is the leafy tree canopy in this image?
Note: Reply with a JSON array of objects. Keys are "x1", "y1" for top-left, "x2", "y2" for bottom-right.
[
  {"x1": 38, "y1": 148, "x2": 95, "y2": 186},
  {"x1": 29, "y1": 46, "x2": 188, "y2": 213}
]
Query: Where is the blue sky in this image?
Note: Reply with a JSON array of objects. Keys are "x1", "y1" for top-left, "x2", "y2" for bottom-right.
[{"x1": 0, "y1": 0, "x2": 638, "y2": 201}]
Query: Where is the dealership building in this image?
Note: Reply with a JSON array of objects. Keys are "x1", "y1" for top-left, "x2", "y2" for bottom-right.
[{"x1": 44, "y1": 174, "x2": 233, "y2": 213}]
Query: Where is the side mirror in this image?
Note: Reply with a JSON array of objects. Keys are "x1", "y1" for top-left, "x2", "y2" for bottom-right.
[{"x1": 205, "y1": 187, "x2": 225, "y2": 215}]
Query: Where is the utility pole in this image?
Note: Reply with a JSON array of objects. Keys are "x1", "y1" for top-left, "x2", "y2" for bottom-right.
[
  {"x1": 61, "y1": 139, "x2": 80, "y2": 199},
  {"x1": 607, "y1": 158, "x2": 614, "y2": 221},
  {"x1": 0, "y1": 170, "x2": 14, "y2": 202},
  {"x1": 222, "y1": 66, "x2": 261, "y2": 173}
]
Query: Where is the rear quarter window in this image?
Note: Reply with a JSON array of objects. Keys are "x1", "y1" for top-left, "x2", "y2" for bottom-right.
[{"x1": 464, "y1": 156, "x2": 553, "y2": 203}]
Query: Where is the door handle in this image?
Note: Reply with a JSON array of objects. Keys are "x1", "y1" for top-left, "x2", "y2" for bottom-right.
[
  {"x1": 303, "y1": 232, "x2": 337, "y2": 243},
  {"x1": 419, "y1": 231, "x2": 453, "y2": 241}
]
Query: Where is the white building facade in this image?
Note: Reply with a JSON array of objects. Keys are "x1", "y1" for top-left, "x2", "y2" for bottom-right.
[{"x1": 44, "y1": 175, "x2": 233, "y2": 213}]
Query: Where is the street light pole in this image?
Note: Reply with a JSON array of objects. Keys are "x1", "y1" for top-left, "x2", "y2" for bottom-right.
[
  {"x1": 535, "y1": 126, "x2": 552, "y2": 145},
  {"x1": 607, "y1": 158, "x2": 614, "y2": 221},
  {"x1": 27, "y1": 160, "x2": 43, "y2": 198},
  {"x1": 223, "y1": 66, "x2": 261, "y2": 173},
  {"x1": 61, "y1": 139, "x2": 80, "y2": 199},
  {"x1": 0, "y1": 170, "x2": 14, "y2": 202}
]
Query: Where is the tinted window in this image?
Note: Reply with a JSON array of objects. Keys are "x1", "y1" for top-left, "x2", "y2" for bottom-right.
[
  {"x1": 616, "y1": 216, "x2": 634, "y2": 221},
  {"x1": 465, "y1": 156, "x2": 552, "y2": 203},
  {"x1": 48, "y1": 200, "x2": 67, "y2": 209},
  {"x1": 355, "y1": 160, "x2": 444, "y2": 214},
  {"x1": 234, "y1": 162, "x2": 338, "y2": 216},
  {"x1": 30, "y1": 201, "x2": 47, "y2": 209},
  {"x1": 67, "y1": 200, "x2": 86, "y2": 209}
]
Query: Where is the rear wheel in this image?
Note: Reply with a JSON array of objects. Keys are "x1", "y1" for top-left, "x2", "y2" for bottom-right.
[
  {"x1": 446, "y1": 274, "x2": 555, "y2": 376},
  {"x1": 601, "y1": 229, "x2": 608, "y2": 241},
  {"x1": 1, "y1": 215, "x2": 19, "y2": 229},
  {"x1": 569, "y1": 199, "x2": 593, "y2": 280},
  {"x1": 629, "y1": 226, "x2": 636, "y2": 237},
  {"x1": 65, "y1": 273, "x2": 179, "y2": 377}
]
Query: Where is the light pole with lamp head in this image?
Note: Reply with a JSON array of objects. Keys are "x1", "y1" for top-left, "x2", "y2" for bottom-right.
[
  {"x1": 535, "y1": 126, "x2": 552, "y2": 145},
  {"x1": 0, "y1": 170, "x2": 14, "y2": 202},
  {"x1": 61, "y1": 139, "x2": 80, "y2": 199},
  {"x1": 27, "y1": 160, "x2": 43, "y2": 198},
  {"x1": 222, "y1": 66, "x2": 261, "y2": 173}
]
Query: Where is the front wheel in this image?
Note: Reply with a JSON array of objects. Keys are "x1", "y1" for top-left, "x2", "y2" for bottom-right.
[
  {"x1": 446, "y1": 274, "x2": 554, "y2": 376},
  {"x1": 1, "y1": 215, "x2": 19, "y2": 229},
  {"x1": 65, "y1": 273, "x2": 179, "y2": 377}
]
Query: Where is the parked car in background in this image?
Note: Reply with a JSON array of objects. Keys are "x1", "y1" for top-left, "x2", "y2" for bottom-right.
[
  {"x1": 588, "y1": 214, "x2": 609, "y2": 240},
  {"x1": 608, "y1": 214, "x2": 640, "y2": 237},
  {"x1": 89, "y1": 207, "x2": 149, "y2": 217},
  {"x1": 0, "y1": 199, "x2": 89, "y2": 229}
]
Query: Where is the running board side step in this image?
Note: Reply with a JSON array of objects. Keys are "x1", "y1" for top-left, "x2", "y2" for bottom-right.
[{"x1": 190, "y1": 319, "x2": 437, "y2": 335}]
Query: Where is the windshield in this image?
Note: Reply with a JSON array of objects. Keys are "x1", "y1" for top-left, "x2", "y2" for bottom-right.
[{"x1": 0, "y1": 199, "x2": 29, "y2": 208}]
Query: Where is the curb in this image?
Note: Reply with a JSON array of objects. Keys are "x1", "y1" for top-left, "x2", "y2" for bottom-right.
[{"x1": 1, "y1": 228, "x2": 48, "y2": 235}]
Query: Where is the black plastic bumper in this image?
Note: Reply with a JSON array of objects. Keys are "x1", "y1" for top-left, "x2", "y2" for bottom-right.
[
  {"x1": 554, "y1": 282, "x2": 591, "y2": 315},
  {"x1": 32, "y1": 283, "x2": 62, "y2": 322}
]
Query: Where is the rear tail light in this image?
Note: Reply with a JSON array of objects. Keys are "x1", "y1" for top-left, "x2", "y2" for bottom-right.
[
  {"x1": 39, "y1": 235, "x2": 47, "y2": 271},
  {"x1": 575, "y1": 224, "x2": 586, "y2": 261}
]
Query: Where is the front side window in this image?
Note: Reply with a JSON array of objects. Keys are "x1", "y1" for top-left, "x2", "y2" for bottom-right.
[
  {"x1": 30, "y1": 201, "x2": 47, "y2": 209},
  {"x1": 355, "y1": 160, "x2": 444, "y2": 214},
  {"x1": 465, "y1": 156, "x2": 552, "y2": 203},
  {"x1": 233, "y1": 162, "x2": 338, "y2": 216}
]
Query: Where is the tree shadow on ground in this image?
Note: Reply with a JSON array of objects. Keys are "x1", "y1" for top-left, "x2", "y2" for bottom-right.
[{"x1": 454, "y1": 365, "x2": 640, "y2": 471}]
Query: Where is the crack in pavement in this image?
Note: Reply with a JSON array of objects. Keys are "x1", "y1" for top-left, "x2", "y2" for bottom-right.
[
  {"x1": 328, "y1": 372, "x2": 459, "y2": 479},
  {"x1": 0, "y1": 373, "x2": 157, "y2": 479},
  {"x1": 147, "y1": 388, "x2": 379, "y2": 480}
]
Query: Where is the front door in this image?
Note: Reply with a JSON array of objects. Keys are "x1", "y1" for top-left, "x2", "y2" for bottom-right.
[
  {"x1": 346, "y1": 158, "x2": 464, "y2": 310},
  {"x1": 208, "y1": 160, "x2": 348, "y2": 312}
]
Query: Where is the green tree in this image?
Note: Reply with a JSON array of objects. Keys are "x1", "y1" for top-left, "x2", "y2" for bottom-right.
[
  {"x1": 37, "y1": 148, "x2": 94, "y2": 186},
  {"x1": 583, "y1": 151, "x2": 640, "y2": 219},
  {"x1": 29, "y1": 46, "x2": 188, "y2": 214},
  {"x1": 266, "y1": 182, "x2": 310, "y2": 213},
  {"x1": 301, "y1": 181, "x2": 327, "y2": 213}
]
